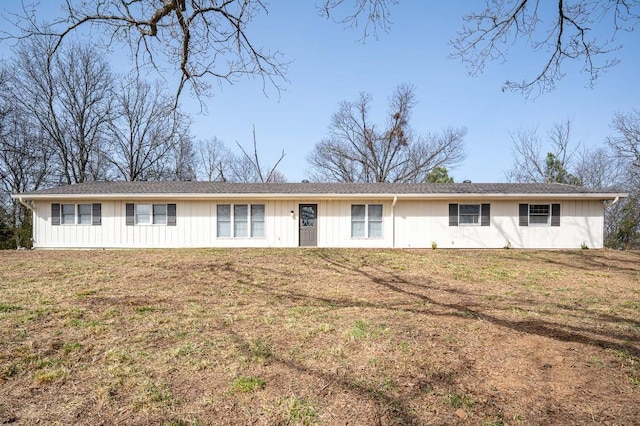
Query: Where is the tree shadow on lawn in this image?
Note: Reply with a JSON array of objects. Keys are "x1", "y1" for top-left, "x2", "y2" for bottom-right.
[
  {"x1": 224, "y1": 327, "x2": 442, "y2": 425},
  {"x1": 307, "y1": 250, "x2": 640, "y2": 359},
  {"x1": 501, "y1": 249, "x2": 640, "y2": 275},
  {"x1": 209, "y1": 250, "x2": 638, "y2": 423},
  {"x1": 222, "y1": 250, "x2": 639, "y2": 360}
]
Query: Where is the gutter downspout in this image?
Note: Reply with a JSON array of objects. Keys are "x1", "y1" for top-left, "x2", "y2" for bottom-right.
[
  {"x1": 391, "y1": 196, "x2": 398, "y2": 248},
  {"x1": 17, "y1": 197, "x2": 34, "y2": 211},
  {"x1": 605, "y1": 196, "x2": 620, "y2": 208}
]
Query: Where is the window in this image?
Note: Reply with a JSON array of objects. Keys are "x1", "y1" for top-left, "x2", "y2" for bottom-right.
[
  {"x1": 251, "y1": 204, "x2": 265, "y2": 238},
  {"x1": 217, "y1": 205, "x2": 231, "y2": 237},
  {"x1": 368, "y1": 204, "x2": 383, "y2": 237},
  {"x1": 519, "y1": 203, "x2": 560, "y2": 227},
  {"x1": 77, "y1": 204, "x2": 92, "y2": 225},
  {"x1": 234, "y1": 204, "x2": 248, "y2": 237},
  {"x1": 459, "y1": 204, "x2": 480, "y2": 225},
  {"x1": 126, "y1": 203, "x2": 176, "y2": 226},
  {"x1": 52, "y1": 203, "x2": 101, "y2": 226},
  {"x1": 529, "y1": 204, "x2": 550, "y2": 225},
  {"x1": 449, "y1": 204, "x2": 490, "y2": 226},
  {"x1": 61, "y1": 204, "x2": 76, "y2": 224},
  {"x1": 351, "y1": 204, "x2": 383, "y2": 238},
  {"x1": 135, "y1": 204, "x2": 151, "y2": 224},
  {"x1": 217, "y1": 204, "x2": 266, "y2": 238},
  {"x1": 351, "y1": 205, "x2": 365, "y2": 238},
  {"x1": 153, "y1": 204, "x2": 167, "y2": 225}
]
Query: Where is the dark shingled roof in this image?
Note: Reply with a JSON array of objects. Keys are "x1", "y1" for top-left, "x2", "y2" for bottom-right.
[{"x1": 17, "y1": 181, "x2": 624, "y2": 196}]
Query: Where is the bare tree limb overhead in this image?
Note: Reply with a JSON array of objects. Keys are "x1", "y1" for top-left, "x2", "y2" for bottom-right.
[{"x1": 452, "y1": 0, "x2": 640, "y2": 96}]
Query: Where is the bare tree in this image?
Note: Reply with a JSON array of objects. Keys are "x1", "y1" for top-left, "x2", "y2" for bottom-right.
[
  {"x1": 574, "y1": 146, "x2": 625, "y2": 190},
  {"x1": 319, "y1": 0, "x2": 398, "y2": 39},
  {"x1": 169, "y1": 133, "x2": 199, "y2": 181},
  {"x1": 197, "y1": 137, "x2": 232, "y2": 181},
  {"x1": 506, "y1": 119, "x2": 581, "y2": 184},
  {"x1": 4, "y1": 1, "x2": 407, "y2": 102},
  {"x1": 8, "y1": 1, "x2": 637, "y2": 100},
  {"x1": 108, "y1": 76, "x2": 190, "y2": 181},
  {"x1": 606, "y1": 109, "x2": 640, "y2": 248},
  {"x1": 307, "y1": 84, "x2": 466, "y2": 183},
  {"x1": 7, "y1": 1, "x2": 291, "y2": 102},
  {"x1": 452, "y1": 1, "x2": 640, "y2": 96},
  {"x1": 231, "y1": 125, "x2": 286, "y2": 183},
  {"x1": 609, "y1": 109, "x2": 640, "y2": 176},
  {"x1": 0, "y1": 67, "x2": 51, "y2": 247},
  {"x1": 12, "y1": 38, "x2": 113, "y2": 184}
]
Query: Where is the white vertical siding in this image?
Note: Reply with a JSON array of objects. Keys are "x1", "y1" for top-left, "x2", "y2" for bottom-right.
[
  {"x1": 32, "y1": 198, "x2": 606, "y2": 249},
  {"x1": 315, "y1": 200, "x2": 393, "y2": 248},
  {"x1": 393, "y1": 199, "x2": 606, "y2": 249}
]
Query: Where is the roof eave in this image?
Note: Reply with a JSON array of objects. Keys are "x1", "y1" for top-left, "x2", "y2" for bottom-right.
[{"x1": 11, "y1": 192, "x2": 629, "y2": 201}]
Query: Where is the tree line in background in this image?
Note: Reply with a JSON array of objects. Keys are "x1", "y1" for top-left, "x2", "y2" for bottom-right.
[
  {"x1": 1, "y1": 43, "x2": 638, "y2": 248},
  {"x1": 0, "y1": 39, "x2": 289, "y2": 248},
  {"x1": 0, "y1": 38, "x2": 469, "y2": 248},
  {"x1": 504, "y1": 116, "x2": 640, "y2": 249}
]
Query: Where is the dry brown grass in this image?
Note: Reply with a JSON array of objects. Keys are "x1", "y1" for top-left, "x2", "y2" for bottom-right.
[{"x1": 0, "y1": 248, "x2": 639, "y2": 425}]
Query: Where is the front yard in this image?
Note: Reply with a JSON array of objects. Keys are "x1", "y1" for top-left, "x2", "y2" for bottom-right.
[{"x1": 1, "y1": 248, "x2": 639, "y2": 424}]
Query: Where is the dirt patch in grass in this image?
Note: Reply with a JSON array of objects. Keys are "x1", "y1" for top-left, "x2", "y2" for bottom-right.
[{"x1": 1, "y1": 248, "x2": 639, "y2": 425}]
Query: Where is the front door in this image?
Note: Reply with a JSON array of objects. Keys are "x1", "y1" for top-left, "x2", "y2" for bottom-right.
[{"x1": 299, "y1": 204, "x2": 317, "y2": 247}]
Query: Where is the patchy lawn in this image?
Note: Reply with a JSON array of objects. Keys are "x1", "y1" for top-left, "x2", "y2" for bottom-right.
[{"x1": 0, "y1": 248, "x2": 639, "y2": 425}]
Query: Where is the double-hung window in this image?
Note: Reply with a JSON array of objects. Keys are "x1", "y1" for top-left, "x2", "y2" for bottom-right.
[
  {"x1": 234, "y1": 205, "x2": 248, "y2": 237},
  {"x1": 459, "y1": 204, "x2": 481, "y2": 225},
  {"x1": 135, "y1": 204, "x2": 152, "y2": 224},
  {"x1": 529, "y1": 204, "x2": 550, "y2": 225},
  {"x1": 126, "y1": 203, "x2": 176, "y2": 226},
  {"x1": 153, "y1": 204, "x2": 167, "y2": 225},
  {"x1": 251, "y1": 205, "x2": 265, "y2": 238},
  {"x1": 217, "y1": 204, "x2": 266, "y2": 238},
  {"x1": 77, "y1": 204, "x2": 92, "y2": 225},
  {"x1": 52, "y1": 203, "x2": 101, "y2": 226},
  {"x1": 351, "y1": 204, "x2": 383, "y2": 238},
  {"x1": 519, "y1": 203, "x2": 560, "y2": 227},
  {"x1": 61, "y1": 204, "x2": 76, "y2": 224},
  {"x1": 449, "y1": 204, "x2": 490, "y2": 226}
]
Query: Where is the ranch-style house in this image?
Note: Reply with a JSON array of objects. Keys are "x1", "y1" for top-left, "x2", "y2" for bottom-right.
[{"x1": 12, "y1": 181, "x2": 626, "y2": 249}]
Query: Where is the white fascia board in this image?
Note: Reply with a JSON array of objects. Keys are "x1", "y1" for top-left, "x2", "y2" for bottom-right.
[{"x1": 12, "y1": 192, "x2": 629, "y2": 201}]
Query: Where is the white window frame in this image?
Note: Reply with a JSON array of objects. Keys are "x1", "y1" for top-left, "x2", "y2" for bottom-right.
[
  {"x1": 458, "y1": 204, "x2": 481, "y2": 226},
  {"x1": 216, "y1": 204, "x2": 266, "y2": 238},
  {"x1": 351, "y1": 204, "x2": 383, "y2": 239},
  {"x1": 135, "y1": 203, "x2": 169, "y2": 225},
  {"x1": 529, "y1": 204, "x2": 551, "y2": 226},
  {"x1": 60, "y1": 203, "x2": 93, "y2": 225}
]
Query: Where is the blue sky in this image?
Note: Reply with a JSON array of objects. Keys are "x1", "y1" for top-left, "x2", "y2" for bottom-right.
[{"x1": 2, "y1": 1, "x2": 639, "y2": 183}]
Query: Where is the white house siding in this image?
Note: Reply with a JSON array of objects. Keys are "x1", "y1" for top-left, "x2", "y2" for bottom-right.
[
  {"x1": 34, "y1": 199, "x2": 297, "y2": 248},
  {"x1": 315, "y1": 200, "x2": 394, "y2": 248},
  {"x1": 393, "y1": 199, "x2": 605, "y2": 249},
  {"x1": 32, "y1": 198, "x2": 605, "y2": 249}
]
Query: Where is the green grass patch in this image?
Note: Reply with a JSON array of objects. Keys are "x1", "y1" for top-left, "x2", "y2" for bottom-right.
[
  {"x1": 0, "y1": 303, "x2": 22, "y2": 313},
  {"x1": 249, "y1": 338, "x2": 273, "y2": 365},
  {"x1": 231, "y1": 376, "x2": 266, "y2": 393},
  {"x1": 346, "y1": 319, "x2": 387, "y2": 340},
  {"x1": 135, "y1": 305, "x2": 162, "y2": 314},
  {"x1": 446, "y1": 392, "x2": 475, "y2": 410},
  {"x1": 283, "y1": 395, "x2": 317, "y2": 425},
  {"x1": 620, "y1": 300, "x2": 640, "y2": 311}
]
